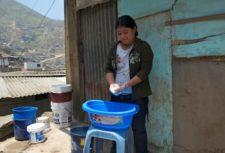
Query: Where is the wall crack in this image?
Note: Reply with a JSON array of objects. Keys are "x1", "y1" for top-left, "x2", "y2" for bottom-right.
[{"x1": 173, "y1": 32, "x2": 225, "y2": 45}]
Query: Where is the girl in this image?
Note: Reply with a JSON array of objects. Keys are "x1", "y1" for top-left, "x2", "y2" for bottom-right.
[{"x1": 105, "y1": 15, "x2": 154, "y2": 153}]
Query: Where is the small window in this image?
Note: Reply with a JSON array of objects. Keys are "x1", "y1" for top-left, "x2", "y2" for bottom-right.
[{"x1": 37, "y1": 64, "x2": 41, "y2": 67}]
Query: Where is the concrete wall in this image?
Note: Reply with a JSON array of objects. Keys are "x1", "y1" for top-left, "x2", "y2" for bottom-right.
[
  {"x1": 118, "y1": 0, "x2": 225, "y2": 153},
  {"x1": 65, "y1": 0, "x2": 225, "y2": 152},
  {"x1": 173, "y1": 59, "x2": 225, "y2": 153},
  {"x1": 0, "y1": 94, "x2": 51, "y2": 116},
  {"x1": 118, "y1": 0, "x2": 174, "y2": 152},
  {"x1": 172, "y1": 0, "x2": 225, "y2": 153}
]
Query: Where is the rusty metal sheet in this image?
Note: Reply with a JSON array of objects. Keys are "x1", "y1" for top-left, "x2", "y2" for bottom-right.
[{"x1": 79, "y1": 1, "x2": 117, "y2": 100}]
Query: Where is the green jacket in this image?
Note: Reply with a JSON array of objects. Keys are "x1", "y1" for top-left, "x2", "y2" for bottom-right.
[{"x1": 105, "y1": 38, "x2": 154, "y2": 100}]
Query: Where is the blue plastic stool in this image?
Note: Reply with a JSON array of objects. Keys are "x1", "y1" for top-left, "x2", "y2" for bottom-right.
[{"x1": 83, "y1": 125, "x2": 133, "y2": 153}]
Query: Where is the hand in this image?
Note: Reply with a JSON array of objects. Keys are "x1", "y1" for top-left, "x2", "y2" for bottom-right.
[
  {"x1": 109, "y1": 82, "x2": 128, "y2": 95},
  {"x1": 113, "y1": 82, "x2": 128, "y2": 94},
  {"x1": 109, "y1": 83, "x2": 120, "y2": 95},
  {"x1": 119, "y1": 82, "x2": 128, "y2": 91}
]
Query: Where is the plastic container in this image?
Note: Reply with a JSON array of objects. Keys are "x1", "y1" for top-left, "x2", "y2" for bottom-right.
[
  {"x1": 50, "y1": 84, "x2": 72, "y2": 128},
  {"x1": 50, "y1": 84, "x2": 72, "y2": 93},
  {"x1": 70, "y1": 126, "x2": 89, "y2": 153},
  {"x1": 36, "y1": 116, "x2": 50, "y2": 132},
  {"x1": 12, "y1": 106, "x2": 38, "y2": 140},
  {"x1": 51, "y1": 101, "x2": 72, "y2": 128},
  {"x1": 82, "y1": 100, "x2": 139, "y2": 130},
  {"x1": 27, "y1": 123, "x2": 45, "y2": 143},
  {"x1": 50, "y1": 84, "x2": 72, "y2": 103},
  {"x1": 12, "y1": 106, "x2": 38, "y2": 119}
]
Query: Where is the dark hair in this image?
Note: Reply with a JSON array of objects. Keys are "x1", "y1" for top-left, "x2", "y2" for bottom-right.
[{"x1": 115, "y1": 15, "x2": 138, "y2": 36}]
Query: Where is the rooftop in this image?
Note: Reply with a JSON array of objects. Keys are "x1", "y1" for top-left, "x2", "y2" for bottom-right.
[{"x1": 0, "y1": 71, "x2": 66, "y2": 99}]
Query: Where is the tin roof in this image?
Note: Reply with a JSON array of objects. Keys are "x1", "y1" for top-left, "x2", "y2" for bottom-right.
[
  {"x1": 0, "y1": 71, "x2": 66, "y2": 99},
  {"x1": 0, "y1": 77, "x2": 66, "y2": 99},
  {"x1": 0, "y1": 70, "x2": 66, "y2": 77}
]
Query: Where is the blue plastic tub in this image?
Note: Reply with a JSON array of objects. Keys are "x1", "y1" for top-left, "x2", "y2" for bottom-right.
[
  {"x1": 82, "y1": 100, "x2": 139, "y2": 130},
  {"x1": 12, "y1": 106, "x2": 38, "y2": 140}
]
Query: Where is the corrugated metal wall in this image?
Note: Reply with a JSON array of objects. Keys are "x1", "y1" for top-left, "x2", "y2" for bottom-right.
[{"x1": 79, "y1": 0, "x2": 117, "y2": 100}]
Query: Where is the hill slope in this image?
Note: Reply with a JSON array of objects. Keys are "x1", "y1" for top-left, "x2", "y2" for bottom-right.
[{"x1": 0, "y1": 0, "x2": 65, "y2": 69}]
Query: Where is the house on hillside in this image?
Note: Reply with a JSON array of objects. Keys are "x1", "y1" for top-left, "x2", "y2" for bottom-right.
[
  {"x1": 23, "y1": 62, "x2": 42, "y2": 71},
  {"x1": 0, "y1": 54, "x2": 9, "y2": 68},
  {"x1": 0, "y1": 53, "x2": 24, "y2": 72},
  {"x1": 64, "y1": 0, "x2": 225, "y2": 153}
]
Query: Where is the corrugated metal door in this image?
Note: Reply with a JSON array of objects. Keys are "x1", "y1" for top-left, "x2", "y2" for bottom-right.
[{"x1": 78, "y1": 1, "x2": 117, "y2": 100}]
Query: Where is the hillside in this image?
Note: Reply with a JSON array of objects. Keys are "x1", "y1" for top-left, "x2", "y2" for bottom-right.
[{"x1": 0, "y1": 0, "x2": 65, "y2": 70}]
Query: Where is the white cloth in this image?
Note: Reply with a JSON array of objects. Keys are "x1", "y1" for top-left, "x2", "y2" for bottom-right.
[{"x1": 115, "y1": 44, "x2": 132, "y2": 95}]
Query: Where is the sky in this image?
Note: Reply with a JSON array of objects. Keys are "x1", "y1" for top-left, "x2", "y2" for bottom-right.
[{"x1": 16, "y1": 0, "x2": 64, "y2": 20}]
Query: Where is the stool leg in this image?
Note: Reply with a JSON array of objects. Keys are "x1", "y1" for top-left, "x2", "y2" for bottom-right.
[
  {"x1": 126, "y1": 128, "x2": 134, "y2": 153},
  {"x1": 84, "y1": 126, "x2": 127, "y2": 153},
  {"x1": 116, "y1": 139, "x2": 125, "y2": 153},
  {"x1": 83, "y1": 133, "x2": 92, "y2": 153}
]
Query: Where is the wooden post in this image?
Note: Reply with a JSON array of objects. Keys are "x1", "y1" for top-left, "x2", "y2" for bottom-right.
[{"x1": 64, "y1": 0, "x2": 84, "y2": 121}]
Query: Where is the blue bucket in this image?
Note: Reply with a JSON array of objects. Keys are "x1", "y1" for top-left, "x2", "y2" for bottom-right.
[
  {"x1": 71, "y1": 126, "x2": 89, "y2": 153},
  {"x1": 12, "y1": 106, "x2": 38, "y2": 140}
]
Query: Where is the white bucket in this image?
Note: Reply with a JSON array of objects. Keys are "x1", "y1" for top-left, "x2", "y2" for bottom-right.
[
  {"x1": 50, "y1": 84, "x2": 72, "y2": 93},
  {"x1": 27, "y1": 123, "x2": 45, "y2": 143},
  {"x1": 36, "y1": 116, "x2": 50, "y2": 132},
  {"x1": 51, "y1": 101, "x2": 72, "y2": 128}
]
